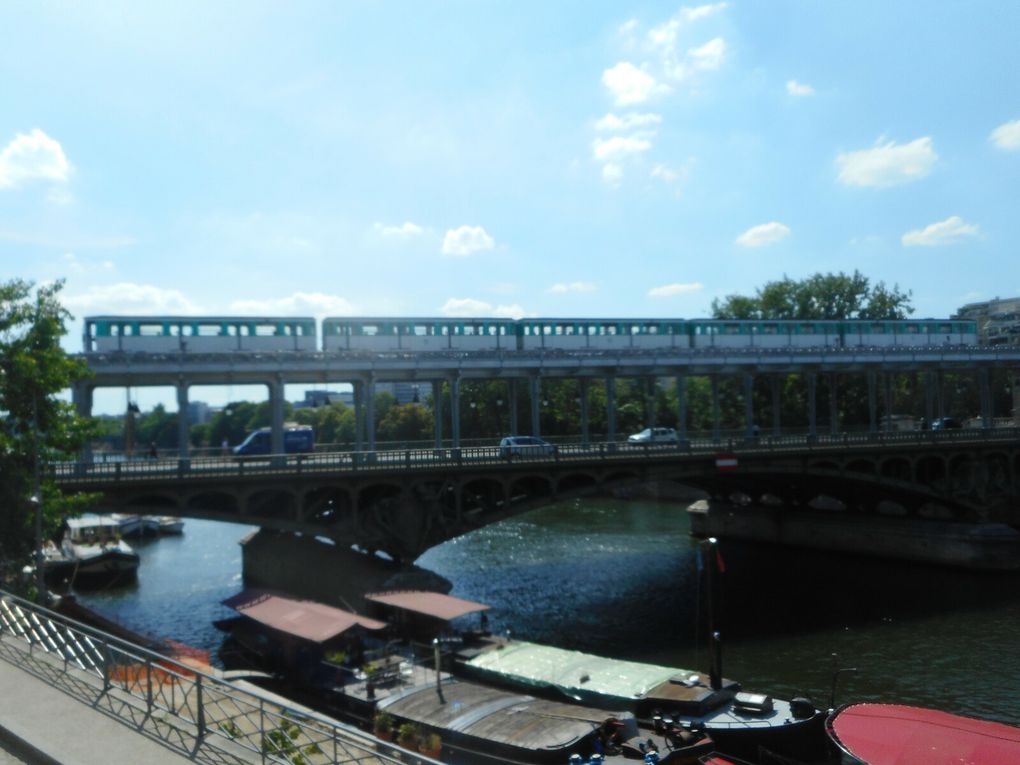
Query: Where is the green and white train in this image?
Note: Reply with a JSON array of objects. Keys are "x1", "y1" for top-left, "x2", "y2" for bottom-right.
[{"x1": 83, "y1": 315, "x2": 978, "y2": 354}]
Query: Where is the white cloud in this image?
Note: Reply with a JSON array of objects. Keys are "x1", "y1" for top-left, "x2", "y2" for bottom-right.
[
  {"x1": 594, "y1": 112, "x2": 662, "y2": 132},
  {"x1": 901, "y1": 216, "x2": 980, "y2": 247},
  {"x1": 648, "y1": 282, "x2": 704, "y2": 298},
  {"x1": 619, "y1": 19, "x2": 639, "y2": 36},
  {"x1": 687, "y1": 37, "x2": 726, "y2": 71},
  {"x1": 786, "y1": 80, "x2": 815, "y2": 97},
  {"x1": 62, "y1": 253, "x2": 115, "y2": 274},
  {"x1": 441, "y1": 225, "x2": 495, "y2": 257},
  {"x1": 651, "y1": 164, "x2": 680, "y2": 183},
  {"x1": 441, "y1": 298, "x2": 526, "y2": 319},
  {"x1": 836, "y1": 136, "x2": 938, "y2": 188},
  {"x1": 602, "y1": 62, "x2": 669, "y2": 106},
  {"x1": 602, "y1": 163, "x2": 624, "y2": 186},
  {"x1": 682, "y1": 2, "x2": 729, "y2": 22},
  {"x1": 548, "y1": 282, "x2": 597, "y2": 294},
  {"x1": 373, "y1": 221, "x2": 423, "y2": 238},
  {"x1": 648, "y1": 4, "x2": 728, "y2": 51},
  {"x1": 0, "y1": 129, "x2": 72, "y2": 189},
  {"x1": 592, "y1": 135, "x2": 653, "y2": 162},
  {"x1": 736, "y1": 221, "x2": 791, "y2": 247},
  {"x1": 64, "y1": 283, "x2": 202, "y2": 314},
  {"x1": 989, "y1": 119, "x2": 1020, "y2": 151},
  {"x1": 230, "y1": 292, "x2": 357, "y2": 318}
]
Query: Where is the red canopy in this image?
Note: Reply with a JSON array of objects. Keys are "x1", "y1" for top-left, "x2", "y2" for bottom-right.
[
  {"x1": 365, "y1": 590, "x2": 490, "y2": 621},
  {"x1": 829, "y1": 703, "x2": 1020, "y2": 765},
  {"x1": 223, "y1": 590, "x2": 386, "y2": 644}
]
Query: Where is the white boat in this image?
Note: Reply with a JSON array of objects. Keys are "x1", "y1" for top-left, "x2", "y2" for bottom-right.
[
  {"x1": 158, "y1": 516, "x2": 185, "y2": 534},
  {"x1": 110, "y1": 513, "x2": 160, "y2": 538},
  {"x1": 61, "y1": 515, "x2": 140, "y2": 584}
]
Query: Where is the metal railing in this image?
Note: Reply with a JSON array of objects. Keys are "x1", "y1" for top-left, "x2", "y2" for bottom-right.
[
  {"x1": 0, "y1": 591, "x2": 439, "y2": 765},
  {"x1": 49, "y1": 428, "x2": 1020, "y2": 485}
]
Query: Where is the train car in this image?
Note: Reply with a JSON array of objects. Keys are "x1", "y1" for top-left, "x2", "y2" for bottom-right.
[
  {"x1": 83, "y1": 316, "x2": 317, "y2": 353},
  {"x1": 321, "y1": 317, "x2": 516, "y2": 353},
  {"x1": 520, "y1": 318, "x2": 690, "y2": 351}
]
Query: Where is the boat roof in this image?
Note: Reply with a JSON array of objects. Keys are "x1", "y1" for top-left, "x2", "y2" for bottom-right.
[
  {"x1": 222, "y1": 590, "x2": 386, "y2": 644},
  {"x1": 364, "y1": 590, "x2": 491, "y2": 621},
  {"x1": 464, "y1": 640, "x2": 694, "y2": 701},
  {"x1": 66, "y1": 515, "x2": 119, "y2": 530},
  {"x1": 828, "y1": 703, "x2": 1020, "y2": 764}
]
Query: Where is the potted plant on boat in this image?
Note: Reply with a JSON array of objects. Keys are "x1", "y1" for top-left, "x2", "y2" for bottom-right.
[
  {"x1": 372, "y1": 711, "x2": 393, "y2": 741},
  {"x1": 397, "y1": 722, "x2": 421, "y2": 750},
  {"x1": 418, "y1": 731, "x2": 442, "y2": 758}
]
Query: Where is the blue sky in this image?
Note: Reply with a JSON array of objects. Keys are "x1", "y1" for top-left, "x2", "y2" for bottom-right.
[{"x1": 3, "y1": 2, "x2": 1020, "y2": 412}]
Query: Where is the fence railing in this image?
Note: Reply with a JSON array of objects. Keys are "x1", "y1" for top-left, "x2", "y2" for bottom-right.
[
  {"x1": 0, "y1": 591, "x2": 438, "y2": 765},
  {"x1": 49, "y1": 428, "x2": 1020, "y2": 485}
]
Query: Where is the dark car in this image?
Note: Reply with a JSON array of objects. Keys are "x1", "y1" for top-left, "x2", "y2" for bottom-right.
[
  {"x1": 499, "y1": 436, "x2": 557, "y2": 458},
  {"x1": 930, "y1": 417, "x2": 963, "y2": 431},
  {"x1": 233, "y1": 425, "x2": 315, "y2": 456}
]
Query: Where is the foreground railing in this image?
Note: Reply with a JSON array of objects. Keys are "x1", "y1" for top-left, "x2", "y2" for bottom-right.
[
  {"x1": 0, "y1": 591, "x2": 437, "y2": 765},
  {"x1": 49, "y1": 428, "x2": 1020, "y2": 485}
]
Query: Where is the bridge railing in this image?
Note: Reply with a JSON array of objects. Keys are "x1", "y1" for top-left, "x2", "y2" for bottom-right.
[
  {"x1": 49, "y1": 428, "x2": 1020, "y2": 485},
  {"x1": 0, "y1": 590, "x2": 437, "y2": 765}
]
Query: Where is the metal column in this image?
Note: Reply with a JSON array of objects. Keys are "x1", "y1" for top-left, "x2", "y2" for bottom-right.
[
  {"x1": 646, "y1": 378, "x2": 657, "y2": 428},
  {"x1": 771, "y1": 374, "x2": 782, "y2": 437},
  {"x1": 366, "y1": 375, "x2": 376, "y2": 450},
  {"x1": 269, "y1": 375, "x2": 285, "y2": 456},
  {"x1": 451, "y1": 376, "x2": 461, "y2": 448},
  {"x1": 579, "y1": 379, "x2": 590, "y2": 445},
  {"x1": 72, "y1": 382, "x2": 94, "y2": 463},
  {"x1": 743, "y1": 373, "x2": 755, "y2": 439},
  {"x1": 529, "y1": 376, "x2": 541, "y2": 437},
  {"x1": 806, "y1": 373, "x2": 817, "y2": 440},
  {"x1": 936, "y1": 371, "x2": 946, "y2": 419},
  {"x1": 979, "y1": 368, "x2": 992, "y2": 428},
  {"x1": 710, "y1": 376, "x2": 721, "y2": 442},
  {"x1": 176, "y1": 378, "x2": 190, "y2": 460},
  {"x1": 883, "y1": 374, "x2": 893, "y2": 432},
  {"x1": 924, "y1": 371, "x2": 936, "y2": 427},
  {"x1": 828, "y1": 373, "x2": 839, "y2": 435},
  {"x1": 867, "y1": 371, "x2": 878, "y2": 434},
  {"x1": 432, "y1": 380, "x2": 444, "y2": 448},
  {"x1": 606, "y1": 376, "x2": 617, "y2": 445},
  {"x1": 353, "y1": 382, "x2": 364, "y2": 451},
  {"x1": 509, "y1": 380, "x2": 519, "y2": 436},
  {"x1": 676, "y1": 375, "x2": 687, "y2": 444}
]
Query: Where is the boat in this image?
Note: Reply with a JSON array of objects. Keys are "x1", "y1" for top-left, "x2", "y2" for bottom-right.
[
  {"x1": 827, "y1": 702, "x2": 1020, "y2": 764},
  {"x1": 60, "y1": 515, "x2": 140, "y2": 585},
  {"x1": 110, "y1": 513, "x2": 160, "y2": 538},
  {"x1": 158, "y1": 516, "x2": 185, "y2": 534}
]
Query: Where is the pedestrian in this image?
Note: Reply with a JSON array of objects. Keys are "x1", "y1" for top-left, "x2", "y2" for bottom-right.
[
  {"x1": 221, "y1": 438, "x2": 229, "y2": 455},
  {"x1": 148, "y1": 441, "x2": 157, "y2": 459}
]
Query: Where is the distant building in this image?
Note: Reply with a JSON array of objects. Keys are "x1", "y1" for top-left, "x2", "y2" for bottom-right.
[
  {"x1": 376, "y1": 382, "x2": 422, "y2": 405},
  {"x1": 954, "y1": 296, "x2": 1020, "y2": 346},
  {"x1": 188, "y1": 401, "x2": 212, "y2": 424}
]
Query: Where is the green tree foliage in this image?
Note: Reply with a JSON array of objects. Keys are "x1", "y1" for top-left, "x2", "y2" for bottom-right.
[
  {"x1": 712, "y1": 270, "x2": 914, "y2": 321},
  {"x1": 0, "y1": 280, "x2": 97, "y2": 584}
]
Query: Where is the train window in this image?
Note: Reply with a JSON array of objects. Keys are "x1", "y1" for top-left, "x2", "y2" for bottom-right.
[
  {"x1": 724, "y1": 323, "x2": 740, "y2": 335},
  {"x1": 226, "y1": 325, "x2": 237, "y2": 336},
  {"x1": 237, "y1": 325, "x2": 248, "y2": 336},
  {"x1": 870, "y1": 323, "x2": 885, "y2": 334},
  {"x1": 906, "y1": 324, "x2": 919, "y2": 334},
  {"x1": 123, "y1": 324, "x2": 134, "y2": 336},
  {"x1": 938, "y1": 323, "x2": 952, "y2": 333},
  {"x1": 138, "y1": 323, "x2": 162, "y2": 336},
  {"x1": 798, "y1": 323, "x2": 815, "y2": 334},
  {"x1": 253, "y1": 324, "x2": 274, "y2": 336},
  {"x1": 361, "y1": 324, "x2": 379, "y2": 336}
]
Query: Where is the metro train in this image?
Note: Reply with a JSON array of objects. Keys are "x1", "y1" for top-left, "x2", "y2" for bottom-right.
[{"x1": 83, "y1": 315, "x2": 978, "y2": 355}]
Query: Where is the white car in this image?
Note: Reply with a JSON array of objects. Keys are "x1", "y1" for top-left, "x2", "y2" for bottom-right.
[{"x1": 627, "y1": 427, "x2": 679, "y2": 444}]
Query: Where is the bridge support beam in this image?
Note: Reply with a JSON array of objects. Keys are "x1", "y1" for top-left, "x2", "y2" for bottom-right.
[
  {"x1": 883, "y1": 373, "x2": 894, "y2": 433},
  {"x1": 806, "y1": 372, "x2": 817, "y2": 440},
  {"x1": 366, "y1": 375, "x2": 376, "y2": 450},
  {"x1": 579, "y1": 379, "x2": 590, "y2": 445},
  {"x1": 646, "y1": 377, "x2": 657, "y2": 428},
  {"x1": 771, "y1": 374, "x2": 781, "y2": 437},
  {"x1": 72, "y1": 382, "x2": 94, "y2": 463},
  {"x1": 529, "y1": 376, "x2": 541, "y2": 438},
  {"x1": 936, "y1": 371, "x2": 946, "y2": 420},
  {"x1": 270, "y1": 375, "x2": 285, "y2": 457},
  {"x1": 676, "y1": 375, "x2": 687, "y2": 443},
  {"x1": 710, "y1": 375, "x2": 721, "y2": 442},
  {"x1": 925, "y1": 371, "x2": 936, "y2": 427},
  {"x1": 829, "y1": 373, "x2": 839, "y2": 435},
  {"x1": 743, "y1": 373, "x2": 755, "y2": 440},
  {"x1": 867, "y1": 371, "x2": 878, "y2": 434},
  {"x1": 606, "y1": 376, "x2": 617, "y2": 445},
  {"x1": 979, "y1": 368, "x2": 992, "y2": 428},
  {"x1": 433, "y1": 380, "x2": 444, "y2": 448},
  {"x1": 176, "y1": 379, "x2": 190, "y2": 460},
  {"x1": 451, "y1": 376, "x2": 462, "y2": 448},
  {"x1": 353, "y1": 382, "x2": 364, "y2": 452},
  {"x1": 509, "y1": 379, "x2": 519, "y2": 436}
]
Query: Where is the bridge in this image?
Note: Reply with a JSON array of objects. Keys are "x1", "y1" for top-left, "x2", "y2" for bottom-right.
[
  {"x1": 73, "y1": 345, "x2": 1020, "y2": 460},
  {"x1": 52, "y1": 429, "x2": 1020, "y2": 564}
]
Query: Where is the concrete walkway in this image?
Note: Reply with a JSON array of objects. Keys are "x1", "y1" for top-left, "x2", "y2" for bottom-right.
[{"x1": 0, "y1": 658, "x2": 250, "y2": 765}]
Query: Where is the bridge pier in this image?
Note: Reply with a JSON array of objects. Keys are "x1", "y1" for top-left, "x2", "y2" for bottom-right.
[
  {"x1": 743, "y1": 373, "x2": 754, "y2": 440},
  {"x1": 579, "y1": 379, "x2": 590, "y2": 445},
  {"x1": 176, "y1": 379, "x2": 189, "y2": 461},
  {"x1": 867, "y1": 371, "x2": 878, "y2": 434},
  {"x1": 270, "y1": 375, "x2": 285, "y2": 457},
  {"x1": 806, "y1": 372, "x2": 817, "y2": 440},
  {"x1": 710, "y1": 375, "x2": 720, "y2": 441},
  {"x1": 451, "y1": 375, "x2": 462, "y2": 447},
  {"x1": 509, "y1": 379, "x2": 519, "y2": 436},
  {"x1": 770, "y1": 374, "x2": 781, "y2": 437},
  {"x1": 529, "y1": 376, "x2": 541, "y2": 438},
  {"x1": 366, "y1": 374, "x2": 377, "y2": 449},
  {"x1": 606, "y1": 376, "x2": 617, "y2": 445},
  {"x1": 433, "y1": 380, "x2": 444, "y2": 447},
  {"x1": 676, "y1": 375, "x2": 688, "y2": 444},
  {"x1": 72, "y1": 382, "x2": 94, "y2": 464}
]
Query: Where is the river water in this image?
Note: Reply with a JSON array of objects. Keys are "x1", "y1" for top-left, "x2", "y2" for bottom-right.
[{"x1": 74, "y1": 499, "x2": 1020, "y2": 727}]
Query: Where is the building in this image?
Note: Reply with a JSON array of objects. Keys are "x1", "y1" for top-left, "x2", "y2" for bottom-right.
[{"x1": 954, "y1": 296, "x2": 1020, "y2": 346}]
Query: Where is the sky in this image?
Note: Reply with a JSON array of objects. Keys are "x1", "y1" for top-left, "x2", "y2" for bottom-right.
[{"x1": 3, "y1": 1, "x2": 1020, "y2": 413}]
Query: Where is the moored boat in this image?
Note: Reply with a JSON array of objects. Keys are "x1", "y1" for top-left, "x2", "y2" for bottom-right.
[
  {"x1": 111, "y1": 513, "x2": 160, "y2": 538},
  {"x1": 61, "y1": 515, "x2": 140, "y2": 586},
  {"x1": 158, "y1": 516, "x2": 185, "y2": 534},
  {"x1": 827, "y1": 702, "x2": 1020, "y2": 764}
]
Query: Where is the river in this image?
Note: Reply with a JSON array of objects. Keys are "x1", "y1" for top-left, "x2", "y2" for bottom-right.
[{"x1": 73, "y1": 499, "x2": 1020, "y2": 726}]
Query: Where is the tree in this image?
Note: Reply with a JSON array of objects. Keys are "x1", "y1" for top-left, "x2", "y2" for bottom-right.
[
  {"x1": 712, "y1": 270, "x2": 913, "y2": 321},
  {"x1": 0, "y1": 280, "x2": 96, "y2": 589}
]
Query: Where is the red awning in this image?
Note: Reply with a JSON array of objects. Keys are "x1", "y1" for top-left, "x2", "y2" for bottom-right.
[
  {"x1": 829, "y1": 703, "x2": 1020, "y2": 765},
  {"x1": 223, "y1": 590, "x2": 386, "y2": 644},
  {"x1": 365, "y1": 590, "x2": 491, "y2": 621}
]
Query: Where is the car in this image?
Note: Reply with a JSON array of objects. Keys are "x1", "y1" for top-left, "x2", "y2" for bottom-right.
[
  {"x1": 930, "y1": 417, "x2": 963, "y2": 431},
  {"x1": 627, "y1": 427, "x2": 680, "y2": 444},
  {"x1": 499, "y1": 436, "x2": 557, "y2": 458},
  {"x1": 233, "y1": 425, "x2": 316, "y2": 456}
]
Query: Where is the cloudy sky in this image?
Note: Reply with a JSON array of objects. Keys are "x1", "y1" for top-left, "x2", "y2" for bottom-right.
[{"x1": 3, "y1": 1, "x2": 1020, "y2": 346}]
